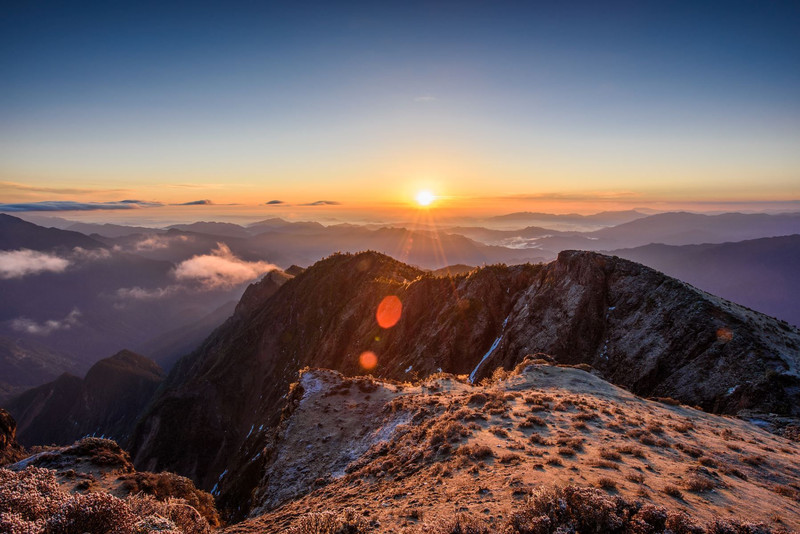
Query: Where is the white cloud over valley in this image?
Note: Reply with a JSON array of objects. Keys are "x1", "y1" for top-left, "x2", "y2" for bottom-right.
[
  {"x1": 114, "y1": 243, "x2": 278, "y2": 299},
  {"x1": 173, "y1": 243, "x2": 278, "y2": 288},
  {"x1": 0, "y1": 249, "x2": 71, "y2": 279}
]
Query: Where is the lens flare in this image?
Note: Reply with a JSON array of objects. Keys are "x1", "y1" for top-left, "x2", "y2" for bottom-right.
[
  {"x1": 716, "y1": 327, "x2": 734, "y2": 343},
  {"x1": 376, "y1": 295, "x2": 402, "y2": 328},
  {"x1": 359, "y1": 351, "x2": 378, "y2": 370}
]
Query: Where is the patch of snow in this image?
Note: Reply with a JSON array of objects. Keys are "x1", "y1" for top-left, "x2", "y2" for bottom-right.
[
  {"x1": 405, "y1": 365, "x2": 413, "y2": 373},
  {"x1": 748, "y1": 418, "x2": 770, "y2": 428},
  {"x1": 246, "y1": 424, "x2": 254, "y2": 438},
  {"x1": 469, "y1": 313, "x2": 511, "y2": 383},
  {"x1": 300, "y1": 372, "x2": 324, "y2": 400},
  {"x1": 7, "y1": 451, "x2": 52, "y2": 470},
  {"x1": 470, "y1": 336, "x2": 502, "y2": 383},
  {"x1": 727, "y1": 385, "x2": 739, "y2": 395},
  {"x1": 331, "y1": 414, "x2": 411, "y2": 479}
]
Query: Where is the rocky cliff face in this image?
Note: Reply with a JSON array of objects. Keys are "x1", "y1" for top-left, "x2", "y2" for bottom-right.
[
  {"x1": 128, "y1": 250, "x2": 800, "y2": 517},
  {"x1": 6, "y1": 350, "x2": 164, "y2": 447},
  {"x1": 0, "y1": 408, "x2": 25, "y2": 465}
]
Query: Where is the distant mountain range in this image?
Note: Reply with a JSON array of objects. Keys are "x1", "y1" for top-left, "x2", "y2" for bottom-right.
[{"x1": 3, "y1": 210, "x2": 799, "y2": 401}]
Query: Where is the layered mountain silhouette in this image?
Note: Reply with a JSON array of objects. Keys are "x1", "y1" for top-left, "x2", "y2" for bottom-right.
[
  {"x1": 609, "y1": 234, "x2": 800, "y2": 327},
  {"x1": 0, "y1": 213, "x2": 105, "y2": 251},
  {"x1": 127, "y1": 250, "x2": 800, "y2": 517},
  {"x1": 6, "y1": 350, "x2": 164, "y2": 447}
]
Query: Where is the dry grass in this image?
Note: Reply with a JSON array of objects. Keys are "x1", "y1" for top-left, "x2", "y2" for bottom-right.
[{"x1": 663, "y1": 484, "x2": 683, "y2": 499}]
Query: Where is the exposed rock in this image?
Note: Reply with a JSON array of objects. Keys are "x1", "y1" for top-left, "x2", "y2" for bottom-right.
[{"x1": 0, "y1": 408, "x2": 25, "y2": 465}]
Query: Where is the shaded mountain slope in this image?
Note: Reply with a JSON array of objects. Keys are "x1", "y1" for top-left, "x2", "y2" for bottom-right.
[
  {"x1": 6, "y1": 350, "x2": 164, "y2": 447},
  {"x1": 129, "y1": 250, "x2": 800, "y2": 515},
  {"x1": 609, "y1": 234, "x2": 800, "y2": 327},
  {"x1": 226, "y1": 365, "x2": 800, "y2": 532},
  {"x1": 136, "y1": 300, "x2": 238, "y2": 371}
]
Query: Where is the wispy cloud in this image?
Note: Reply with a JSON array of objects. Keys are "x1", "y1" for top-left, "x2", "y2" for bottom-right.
[
  {"x1": 266, "y1": 200, "x2": 285, "y2": 205},
  {"x1": 300, "y1": 200, "x2": 341, "y2": 206},
  {"x1": 173, "y1": 243, "x2": 278, "y2": 288},
  {"x1": 172, "y1": 199, "x2": 214, "y2": 206},
  {"x1": 0, "y1": 249, "x2": 71, "y2": 279},
  {"x1": 0, "y1": 182, "x2": 129, "y2": 195},
  {"x1": 71, "y1": 247, "x2": 112, "y2": 261},
  {"x1": 491, "y1": 191, "x2": 641, "y2": 202},
  {"x1": 414, "y1": 96, "x2": 436, "y2": 103},
  {"x1": 0, "y1": 200, "x2": 162, "y2": 212},
  {"x1": 129, "y1": 234, "x2": 192, "y2": 252},
  {"x1": 115, "y1": 285, "x2": 182, "y2": 300},
  {"x1": 11, "y1": 308, "x2": 82, "y2": 336}
]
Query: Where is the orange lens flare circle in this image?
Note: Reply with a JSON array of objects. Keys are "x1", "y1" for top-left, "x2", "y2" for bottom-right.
[
  {"x1": 376, "y1": 295, "x2": 402, "y2": 328},
  {"x1": 359, "y1": 351, "x2": 378, "y2": 370}
]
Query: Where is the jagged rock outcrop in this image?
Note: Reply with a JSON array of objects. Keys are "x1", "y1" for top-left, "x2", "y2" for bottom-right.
[
  {"x1": 129, "y1": 250, "x2": 800, "y2": 518},
  {"x1": 0, "y1": 408, "x2": 25, "y2": 465},
  {"x1": 6, "y1": 350, "x2": 164, "y2": 447}
]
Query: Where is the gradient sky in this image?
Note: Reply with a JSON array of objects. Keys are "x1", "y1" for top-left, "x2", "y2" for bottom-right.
[{"x1": 1, "y1": 1, "x2": 799, "y2": 220}]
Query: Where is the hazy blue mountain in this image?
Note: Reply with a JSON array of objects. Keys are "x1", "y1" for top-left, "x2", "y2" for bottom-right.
[{"x1": 609, "y1": 235, "x2": 800, "y2": 326}]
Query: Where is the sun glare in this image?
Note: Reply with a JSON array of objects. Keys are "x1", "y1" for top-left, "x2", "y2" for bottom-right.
[{"x1": 415, "y1": 190, "x2": 435, "y2": 207}]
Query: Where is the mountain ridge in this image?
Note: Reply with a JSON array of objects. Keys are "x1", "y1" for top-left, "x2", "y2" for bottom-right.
[{"x1": 127, "y1": 249, "x2": 800, "y2": 518}]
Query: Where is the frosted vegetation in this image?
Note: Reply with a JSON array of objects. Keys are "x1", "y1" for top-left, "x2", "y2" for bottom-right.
[{"x1": 0, "y1": 466, "x2": 211, "y2": 534}]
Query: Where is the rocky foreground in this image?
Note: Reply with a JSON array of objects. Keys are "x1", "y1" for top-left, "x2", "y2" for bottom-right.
[{"x1": 225, "y1": 362, "x2": 800, "y2": 532}]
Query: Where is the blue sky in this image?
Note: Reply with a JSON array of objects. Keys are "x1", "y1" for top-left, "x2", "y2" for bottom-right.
[{"x1": 1, "y1": 1, "x2": 798, "y2": 217}]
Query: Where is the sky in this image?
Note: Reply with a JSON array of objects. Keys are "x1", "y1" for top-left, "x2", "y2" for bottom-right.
[{"x1": 1, "y1": 1, "x2": 799, "y2": 222}]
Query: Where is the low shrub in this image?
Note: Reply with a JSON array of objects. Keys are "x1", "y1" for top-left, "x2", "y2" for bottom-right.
[
  {"x1": 287, "y1": 507, "x2": 368, "y2": 534},
  {"x1": 0, "y1": 466, "x2": 213, "y2": 534}
]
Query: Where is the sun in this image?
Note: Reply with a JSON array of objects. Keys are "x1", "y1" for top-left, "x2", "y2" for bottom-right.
[{"x1": 415, "y1": 190, "x2": 435, "y2": 207}]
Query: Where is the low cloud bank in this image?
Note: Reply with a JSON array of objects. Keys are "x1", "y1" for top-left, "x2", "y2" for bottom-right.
[
  {"x1": 11, "y1": 308, "x2": 82, "y2": 336},
  {"x1": 0, "y1": 200, "x2": 162, "y2": 212}
]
